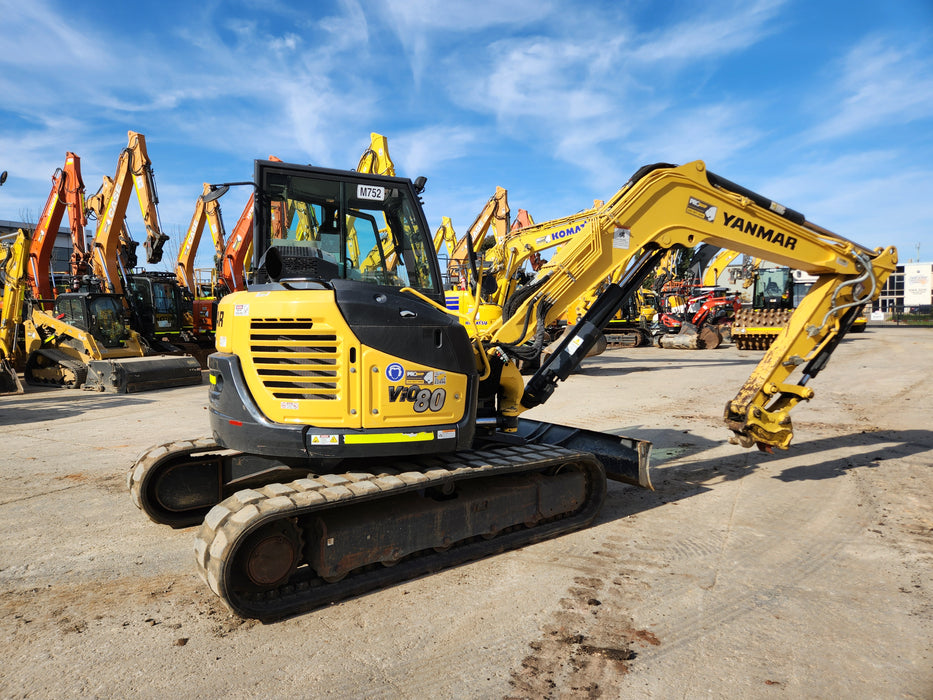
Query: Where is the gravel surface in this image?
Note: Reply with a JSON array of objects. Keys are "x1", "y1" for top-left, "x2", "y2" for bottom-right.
[{"x1": 1, "y1": 325, "x2": 930, "y2": 698}]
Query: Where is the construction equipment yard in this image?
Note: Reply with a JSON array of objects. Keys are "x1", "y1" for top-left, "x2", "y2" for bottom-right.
[{"x1": 0, "y1": 325, "x2": 930, "y2": 698}]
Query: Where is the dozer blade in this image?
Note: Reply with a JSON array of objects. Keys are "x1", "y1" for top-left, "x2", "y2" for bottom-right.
[
  {"x1": 0, "y1": 359, "x2": 23, "y2": 395},
  {"x1": 85, "y1": 355, "x2": 202, "y2": 393},
  {"x1": 513, "y1": 417, "x2": 652, "y2": 489}
]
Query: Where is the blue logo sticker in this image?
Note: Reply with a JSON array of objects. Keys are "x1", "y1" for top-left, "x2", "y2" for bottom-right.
[{"x1": 386, "y1": 362, "x2": 405, "y2": 382}]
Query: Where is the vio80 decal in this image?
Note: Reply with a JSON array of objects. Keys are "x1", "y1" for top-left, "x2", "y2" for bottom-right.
[{"x1": 388, "y1": 385, "x2": 447, "y2": 413}]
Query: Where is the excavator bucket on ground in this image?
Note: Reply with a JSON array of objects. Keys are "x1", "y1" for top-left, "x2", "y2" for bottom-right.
[
  {"x1": 657, "y1": 322, "x2": 723, "y2": 350},
  {"x1": 0, "y1": 359, "x2": 23, "y2": 395},
  {"x1": 83, "y1": 355, "x2": 202, "y2": 393}
]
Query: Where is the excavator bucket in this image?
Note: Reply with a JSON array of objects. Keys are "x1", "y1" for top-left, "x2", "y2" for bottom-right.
[
  {"x1": 83, "y1": 355, "x2": 202, "y2": 393},
  {"x1": 657, "y1": 321, "x2": 722, "y2": 349},
  {"x1": 0, "y1": 359, "x2": 23, "y2": 395},
  {"x1": 514, "y1": 418, "x2": 653, "y2": 489}
]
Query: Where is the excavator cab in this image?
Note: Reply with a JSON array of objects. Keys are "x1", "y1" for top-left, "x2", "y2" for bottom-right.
[
  {"x1": 753, "y1": 268, "x2": 794, "y2": 310},
  {"x1": 54, "y1": 292, "x2": 131, "y2": 348},
  {"x1": 254, "y1": 163, "x2": 441, "y2": 297},
  {"x1": 126, "y1": 272, "x2": 192, "y2": 342}
]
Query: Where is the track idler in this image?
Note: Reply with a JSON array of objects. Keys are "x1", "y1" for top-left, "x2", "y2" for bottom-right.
[{"x1": 128, "y1": 438, "x2": 307, "y2": 528}]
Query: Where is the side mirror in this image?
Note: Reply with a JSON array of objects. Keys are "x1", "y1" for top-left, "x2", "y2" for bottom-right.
[{"x1": 203, "y1": 184, "x2": 230, "y2": 203}]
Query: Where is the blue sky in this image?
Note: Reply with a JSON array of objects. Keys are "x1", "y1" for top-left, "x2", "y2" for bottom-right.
[{"x1": 1, "y1": 0, "x2": 931, "y2": 270}]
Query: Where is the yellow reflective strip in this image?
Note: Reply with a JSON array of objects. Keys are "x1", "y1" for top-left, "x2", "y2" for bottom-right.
[
  {"x1": 209, "y1": 374, "x2": 217, "y2": 384},
  {"x1": 343, "y1": 432, "x2": 435, "y2": 445}
]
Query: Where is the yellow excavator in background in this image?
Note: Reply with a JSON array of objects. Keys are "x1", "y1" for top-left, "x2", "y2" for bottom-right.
[
  {"x1": 0, "y1": 229, "x2": 29, "y2": 394},
  {"x1": 701, "y1": 247, "x2": 744, "y2": 287},
  {"x1": 446, "y1": 186, "x2": 511, "y2": 282},
  {"x1": 175, "y1": 183, "x2": 225, "y2": 293},
  {"x1": 1, "y1": 226, "x2": 200, "y2": 393},
  {"x1": 433, "y1": 216, "x2": 457, "y2": 257},
  {"x1": 127, "y1": 157, "x2": 895, "y2": 620},
  {"x1": 443, "y1": 194, "x2": 597, "y2": 332}
]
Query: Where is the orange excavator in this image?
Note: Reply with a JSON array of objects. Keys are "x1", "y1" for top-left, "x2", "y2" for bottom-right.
[
  {"x1": 85, "y1": 131, "x2": 195, "y2": 349},
  {"x1": 87, "y1": 131, "x2": 168, "y2": 292},
  {"x1": 447, "y1": 186, "x2": 511, "y2": 283},
  {"x1": 174, "y1": 183, "x2": 225, "y2": 337},
  {"x1": 25, "y1": 152, "x2": 90, "y2": 310},
  {"x1": 12, "y1": 132, "x2": 202, "y2": 392},
  {"x1": 216, "y1": 156, "x2": 284, "y2": 296},
  {"x1": 218, "y1": 194, "x2": 254, "y2": 293}
]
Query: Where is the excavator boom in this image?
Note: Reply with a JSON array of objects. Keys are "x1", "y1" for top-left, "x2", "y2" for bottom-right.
[
  {"x1": 176, "y1": 183, "x2": 224, "y2": 292},
  {"x1": 89, "y1": 131, "x2": 168, "y2": 295},
  {"x1": 488, "y1": 161, "x2": 896, "y2": 448},
  {"x1": 26, "y1": 153, "x2": 87, "y2": 308}
]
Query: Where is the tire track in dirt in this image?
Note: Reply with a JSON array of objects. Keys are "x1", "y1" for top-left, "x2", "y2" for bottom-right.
[{"x1": 505, "y1": 450, "x2": 872, "y2": 697}]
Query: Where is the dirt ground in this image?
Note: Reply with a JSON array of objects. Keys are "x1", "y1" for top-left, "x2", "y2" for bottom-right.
[{"x1": 0, "y1": 325, "x2": 930, "y2": 699}]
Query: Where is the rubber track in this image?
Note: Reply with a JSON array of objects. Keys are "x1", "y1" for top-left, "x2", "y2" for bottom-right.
[
  {"x1": 128, "y1": 438, "x2": 223, "y2": 525},
  {"x1": 24, "y1": 349, "x2": 88, "y2": 388},
  {"x1": 194, "y1": 443, "x2": 607, "y2": 619}
]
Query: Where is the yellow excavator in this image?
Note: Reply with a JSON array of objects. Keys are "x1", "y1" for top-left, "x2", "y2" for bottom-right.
[
  {"x1": 0, "y1": 230, "x2": 29, "y2": 394},
  {"x1": 433, "y1": 216, "x2": 457, "y2": 257},
  {"x1": 129, "y1": 158, "x2": 895, "y2": 619}
]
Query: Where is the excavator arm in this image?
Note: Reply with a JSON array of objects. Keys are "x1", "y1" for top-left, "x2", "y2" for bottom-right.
[
  {"x1": 433, "y1": 216, "x2": 457, "y2": 257},
  {"x1": 701, "y1": 248, "x2": 742, "y2": 286},
  {"x1": 356, "y1": 132, "x2": 395, "y2": 176},
  {"x1": 219, "y1": 194, "x2": 254, "y2": 293},
  {"x1": 448, "y1": 186, "x2": 510, "y2": 278},
  {"x1": 176, "y1": 183, "x2": 224, "y2": 293},
  {"x1": 488, "y1": 161, "x2": 897, "y2": 450},
  {"x1": 26, "y1": 153, "x2": 87, "y2": 308},
  {"x1": 89, "y1": 131, "x2": 168, "y2": 294}
]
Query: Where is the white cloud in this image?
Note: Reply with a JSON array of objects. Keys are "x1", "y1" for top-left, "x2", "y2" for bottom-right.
[
  {"x1": 378, "y1": 0, "x2": 557, "y2": 84},
  {"x1": 808, "y1": 36, "x2": 933, "y2": 142},
  {"x1": 626, "y1": 102, "x2": 764, "y2": 167},
  {"x1": 755, "y1": 151, "x2": 932, "y2": 254},
  {"x1": 391, "y1": 126, "x2": 480, "y2": 176},
  {"x1": 629, "y1": 0, "x2": 788, "y2": 63},
  {"x1": 0, "y1": 0, "x2": 110, "y2": 70},
  {"x1": 381, "y1": 0, "x2": 550, "y2": 32}
]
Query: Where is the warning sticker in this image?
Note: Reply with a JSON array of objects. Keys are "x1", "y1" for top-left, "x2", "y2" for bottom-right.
[
  {"x1": 234, "y1": 304, "x2": 250, "y2": 316},
  {"x1": 310, "y1": 434, "x2": 339, "y2": 445},
  {"x1": 405, "y1": 370, "x2": 447, "y2": 385}
]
